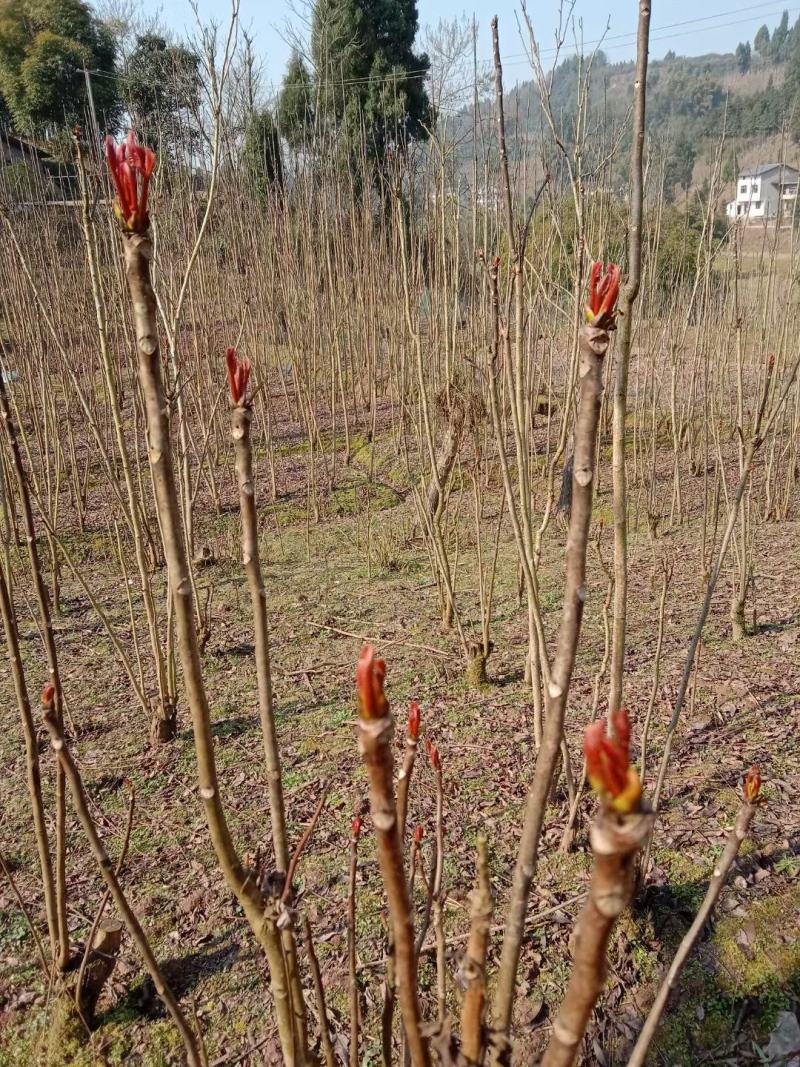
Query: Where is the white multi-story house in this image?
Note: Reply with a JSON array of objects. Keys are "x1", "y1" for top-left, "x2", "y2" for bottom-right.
[{"x1": 726, "y1": 163, "x2": 800, "y2": 220}]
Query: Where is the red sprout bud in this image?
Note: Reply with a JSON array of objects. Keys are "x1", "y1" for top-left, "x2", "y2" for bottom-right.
[
  {"x1": 41, "y1": 682, "x2": 55, "y2": 707},
  {"x1": 584, "y1": 708, "x2": 641, "y2": 814},
  {"x1": 407, "y1": 701, "x2": 421, "y2": 740},
  {"x1": 427, "y1": 741, "x2": 441, "y2": 771},
  {"x1": 351, "y1": 816, "x2": 362, "y2": 839},
  {"x1": 104, "y1": 131, "x2": 156, "y2": 233},
  {"x1": 414, "y1": 825, "x2": 424, "y2": 845},
  {"x1": 225, "y1": 347, "x2": 252, "y2": 406},
  {"x1": 585, "y1": 261, "x2": 621, "y2": 328},
  {"x1": 743, "y1": 766, "x2": 761, "y2": 803},
  {"x1": 356, "y1": 645, "x2": 388, "y2": 720}
]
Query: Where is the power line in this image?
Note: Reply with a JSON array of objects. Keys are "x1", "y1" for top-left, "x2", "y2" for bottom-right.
[{"x1": 85, "y1": 2, "x2": 800, "y2": 94}]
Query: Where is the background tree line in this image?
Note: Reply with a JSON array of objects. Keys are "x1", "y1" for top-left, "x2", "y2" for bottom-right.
[
  {"x1": 4, "y1": 2, "x2": 800, "y2": 209},
  {"x1": 0, "y1": 0, "x2": 432, "y2": 195}
]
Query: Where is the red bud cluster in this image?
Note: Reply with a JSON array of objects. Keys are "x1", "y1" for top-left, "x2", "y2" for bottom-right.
[
  {"x1": 41, "y1": 682, "x2": 55, "y2": 707},
  {"x1": 104, "y1": 131, "x2": 156, "y2": 233},
  {"x1": 584, "y1": 708, "x2": 642, "y2": 814},
  {"x1": 743, "y1": 766, "x2": 761, "y2": 803},
  {"x1": 351, "y1": 816, "x2": 363, "y2": 839},
  {"x1": 407, "y1": 701, "x2": 421, "y2": 739},
  {"x1": 225, "y1": 347, "x2": 252, "y2": 406},
  {"x1": 585, "y1": 262, "x2": 621, "y2": 328},
  {"x1": 425, "y1": 737, "x2": 441, "y2": 771},
  {"x1": 356, "y1": 645, "x2": 388, "y2": 720}
]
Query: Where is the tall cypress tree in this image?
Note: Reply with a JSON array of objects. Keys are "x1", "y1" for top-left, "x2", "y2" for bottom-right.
[
  {"x1": 243, "y1": 108, "x2": 284, "y2": 198},
  {"x1": 277, "y1": 51, "x2": 315, "y2": 150},
  {"x1": 308, "y1": 0, "x2": 431, "y2": 164}
]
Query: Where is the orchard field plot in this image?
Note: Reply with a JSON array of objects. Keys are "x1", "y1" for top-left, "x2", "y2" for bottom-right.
[
  {"x1": 1, "y1": 3, "x2": 800, "y2": 1063},
  {"x1": 0, "y1": 400, "x2": 797, "y2": 1065}
]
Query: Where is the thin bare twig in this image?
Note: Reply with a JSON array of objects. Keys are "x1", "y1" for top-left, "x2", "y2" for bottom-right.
[{"x1": 280, "y1": 781, "x2": 329, "y2": 905}]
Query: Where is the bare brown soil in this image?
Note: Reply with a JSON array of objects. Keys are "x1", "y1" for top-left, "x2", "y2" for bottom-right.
[{"x1": 0, "y1": 399, "x2": 798, "y2": 1066}]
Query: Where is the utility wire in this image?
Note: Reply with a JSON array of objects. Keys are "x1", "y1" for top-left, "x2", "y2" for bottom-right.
[{"x1": 84, "y1": 2, "x2": 800, "y2": 93}]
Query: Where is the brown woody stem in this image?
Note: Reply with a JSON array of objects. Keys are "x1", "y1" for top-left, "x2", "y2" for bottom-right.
[
  {"x1": 230, "y1": 401, "x2": 289, "y2": 870},
  {"x1": 542, "y1": 809, "x2": 652, "y2": 1067},
  {"x1": 302, "y1": 916, "x2": 336, "y2": 1067},
  {"x1": 460, "y1": 836, "x2": 492, "y2": 1064},
  {"x1": 494, "y1": 324, "x2": 610, "y2": 1034},
  {"x1": 348, "y1": 826, "x2": 360, "y2": 1067},
  {"x1": 609, "y1": 0, "x2": 651, "y2": 716},
  {"x1": 396, "y1": 735, "x2": 418, "y2": 847},
  {"x1": 0, "y1": 372, "x2": 69, "y2": 971},
  {"x1": 120, "y1": 231, "x2": 302, "y2": 1064},
  {"x1": 0, "y1": 557, "x2": 58, "y2": 963},
  {"x1": 358, "y1": 713, "x2": 430, "y2": 1067},
  {"x1": 383, "y1": 728, "x2": 418, "y2": 1064}
]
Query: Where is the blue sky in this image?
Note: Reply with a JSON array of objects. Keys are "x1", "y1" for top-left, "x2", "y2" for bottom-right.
[{"x1": 142, "y1": 0, "x2": 798, "y2": 91}]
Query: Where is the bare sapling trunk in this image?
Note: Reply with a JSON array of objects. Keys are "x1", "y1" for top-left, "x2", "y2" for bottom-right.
[
  {"x1": 227, "y1": 348, "x2": 289, "y2": 869},
  {"x1": 41, "y1": 689, "x2": 201, "y2": 1067},
  {"x1": 425, "y1": 391, "x2": 466, "y2": 521},
  {"x1": 0, "y1": 557, "x2": 58, "y2": 962},
  {"x1": 349, "y1": 816, "x2": 362, "y2": 1067},
  {"x1": 383, "y1": 703, "x2": 421, "y2": 1065},
  {"x1": 627, "y1": 769, "x2": 762, "y2": 1067},
  {"x1": 73, "y1": 136, "x2": 173, "y2": 741},
  {"x1": 396, "y1": 701, "x2": 421, "y2": 845},
  {"x1": 490, "y1": 16, "x2": 546, "y2": 739},
  {"x1": 493, "y1": 281, "x2": 619, "y2": 1036},
  {"x1": 639, "y1": 556, "x2": 673, "y2": 783},
  {"x1": 106, "y1": 133, "x2": 305, "y2": 1064},
  {"x1": 730, "y1": 232, "x2": 751, "y2": 643},
  {"x1": 356, "y1": 646, "x2": 430, "y2": 1067},
  {"x1": 0, "y1": 372, "x2": 69, "y2": 971},
  {"x1": 302, "y1": 916, "x2": 336, "y2": 1067},
  {"x1": 459, "y1": 835, "x2": 492, "y2": 1064},
  {"x1": 75, "y1": 783, "x2": 136, "y2": 1016},
  {"x1": 227, "y1": 347, "x2": 307, "y2": 1052},
  {"x1": 542, "y1": 710, "x2": 651, "y2": 1067},
  {"x1": 429, "y1": 742, "x2": 446, "y2": 1025},
  {"x1": 608, "y1": 0, "x2": 651, "y2": 716},
  {"x1": 73, "y1": 919, "x2": 124, "y2": 1023}
]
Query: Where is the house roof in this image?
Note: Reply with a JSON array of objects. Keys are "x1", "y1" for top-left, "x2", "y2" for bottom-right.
[{"x1": 740, "y1": 162, "x2": 799, "y2": 179}]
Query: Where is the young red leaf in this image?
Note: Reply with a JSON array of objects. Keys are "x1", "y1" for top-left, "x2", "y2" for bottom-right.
[
  {"x1": 585, "y1": 261, "x2": 621, "y2": 327},
  {"x1": 356, "y1": 645, "x2": 388, "y2": 720},
  {"x1": 584, "y1": 709, "x2": 641, "y2": 814},
  {"x1": 104, "y1": 131, "x2": 156, "y2": 233},
  {"x1": 743, "y1": 766, "x2": 761, "y2": 803},
  {"x1": 225, "y1": 347, "x2": 251, "y2": 405},
  {"x1": 407, "y1": 700, "x2": 421, "y2": 740}
]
